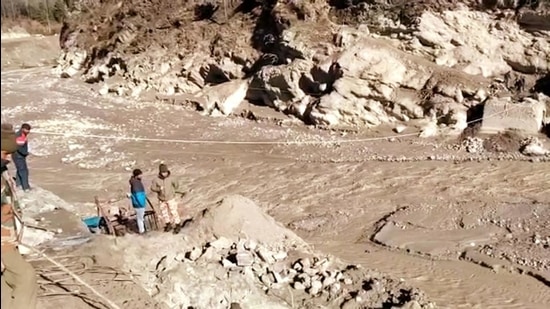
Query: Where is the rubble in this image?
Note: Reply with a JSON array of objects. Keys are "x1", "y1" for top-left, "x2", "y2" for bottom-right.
[
  {"x1": 172, "y1": 235, "x2": 435, "y2": 308},
  {"x1": 520, "y1": 137, "x2": 550, "y2": 156},
  {"x1": 462, "y1": 137, "x2": 484, "y2": 153},
  {"x1": 98, "y1": 195, "x2": 437, "y2": 309}
]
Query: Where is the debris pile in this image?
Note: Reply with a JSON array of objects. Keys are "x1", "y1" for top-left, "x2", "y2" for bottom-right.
[
  {"x1": 520, "y1": 137, "x2": 550, "y2": 156},
  {"x1": 103, "y1": 195, "x2": 436, "y2": 308},
  {"x1": 462, "y1": 137, "x2": 484, "y2": 153},
  {"x1": 459, "y1": 133, "x2": 550, "y2": 157},
  {"x1": 163, "y1": 235, "x2": 435, "y2": 309}
]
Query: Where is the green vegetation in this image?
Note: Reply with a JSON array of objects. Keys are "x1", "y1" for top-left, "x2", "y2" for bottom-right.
[
  {"x1": 1, "y1": 0, "x2": 72, "y2": 24},
  {"x1": 1, "y1": 0, "x2": 76, "y2": 34}
]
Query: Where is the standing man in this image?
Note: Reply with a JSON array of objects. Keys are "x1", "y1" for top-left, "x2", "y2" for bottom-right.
[
  {"x1": 1, "y1": 123, "x2": 38, "y2": 309},
  {"x1": 129, "y1": 169, "x2": 147, "y2": 234},
  {"x1": 1, "y1": 124, "x2": 25, "y2": 255},
  {"x1": 150, "y1": 164, "x2": 181, "y2": 232},
  {"x1": 13, "y1": 123, "x2": 32, "y2": 192}
]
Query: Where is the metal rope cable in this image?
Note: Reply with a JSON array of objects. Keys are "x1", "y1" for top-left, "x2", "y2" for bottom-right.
[{"x1": 30, "y1": 104, "x2": 518, "y2": 146}]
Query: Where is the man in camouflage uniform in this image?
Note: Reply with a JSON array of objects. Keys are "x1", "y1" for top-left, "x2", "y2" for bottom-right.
[{"x1": 1, "y1": 123, "x2": 37, "y2": 309}]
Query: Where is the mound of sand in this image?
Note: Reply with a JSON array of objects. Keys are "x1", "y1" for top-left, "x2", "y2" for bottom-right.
[
  {"x1": 192, "y1": 194, "x2": 307, "y2": 247},
  {"x1": 75, "y1": 195, "x2": 434, "y2": 309}
]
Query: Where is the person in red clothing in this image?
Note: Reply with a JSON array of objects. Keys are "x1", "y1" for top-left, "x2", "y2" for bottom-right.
[
  {"x1": 13, "y1": 123, "x2": 31, "y2": 192},
  {"x1": 1, "y1": 123, "x2": 37, "y2": 309}
]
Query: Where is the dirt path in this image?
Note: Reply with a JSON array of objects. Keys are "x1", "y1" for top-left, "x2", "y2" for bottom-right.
[{"x1": 2, "y1": 67, "x2": 549, "y2": 308}]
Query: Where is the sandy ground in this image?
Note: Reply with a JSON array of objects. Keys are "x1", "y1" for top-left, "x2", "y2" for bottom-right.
[{"x1": 1, "y1": 48, "x2": 550, "y2": 307}]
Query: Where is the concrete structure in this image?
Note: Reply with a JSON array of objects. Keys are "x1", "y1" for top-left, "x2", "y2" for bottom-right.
[{"x1": 480, "y1": 97, "x2": 546, "y2": 134}]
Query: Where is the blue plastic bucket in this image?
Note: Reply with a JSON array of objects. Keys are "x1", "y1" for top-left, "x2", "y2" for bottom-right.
[{"x1": 82, "y1": 216, "x2": 101, "y2": 228}]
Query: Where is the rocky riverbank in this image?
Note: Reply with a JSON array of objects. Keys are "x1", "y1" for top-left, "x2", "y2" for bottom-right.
[{"x1": 53, "y1": 0, "x2": 550, "y2": 137}]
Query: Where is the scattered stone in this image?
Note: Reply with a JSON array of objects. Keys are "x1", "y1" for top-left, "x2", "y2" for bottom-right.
[
  {"x1": 236, "y1": 251, "x2": 255, "y2": 267},
  {"x1": 273, "y1": 251, "x2": 288, "y2": 261},
  {"x1": 402, "y1": 300, "x2": 423, "y2": 309},
  {"x1": 221, "y1": 258, "x2": 236, "y2": 269},
  {"x1": 462, "y1": 137, "x2": 484, "y2": 153},
  {"x1": 394, "y1": 125, "x2": 407, "y2": 134},
  {"x1": 293, "y1": 281, "x2": 306, "y2": 290},
  {"x1": 244, "y1": 239, "x2": 257, "y2": 251},
  {"x1": 260, "y1": 273, "x2": 273, "y2": 287},
  {"x1": 199, "y1": 246, "x2": 221, "y2": 262},
  {"x1": 185, "y1": 247, "x2": 202, "y2": 261},
  {"x1": 257, "y1": 247, "x2": 276, "y2": 264},
  {"x1": 292, "y1": 260, "x2": 304, "y2": 271},
  {"x1": 323, "y1": 276, "x2": 336, "y2": 287},
  {"x1": 209, "y1": 236, "x2": 233, "y2": 250},
  {"x1": 520, "y1": 137, "x2": 549, "y2": 156},
  {"x1": 308, "y1": 280, "x2": 323, "y2": 295}
]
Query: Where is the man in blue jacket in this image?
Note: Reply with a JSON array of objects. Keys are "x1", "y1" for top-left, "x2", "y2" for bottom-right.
[
  {"x1": 13, "y1": 124, "x2": 31, "y2": 192},
  {"x1": 129, "y1": 169, "x2": 147, "y2": 234}
]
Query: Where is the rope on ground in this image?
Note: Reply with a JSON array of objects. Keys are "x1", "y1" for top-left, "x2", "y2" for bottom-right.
[
  {"x1": 30, "y1": 103, "x2": 519, "y2": 146},
  {"x1": 21, "y1": 243, "x2": 121, "y2": 309}
]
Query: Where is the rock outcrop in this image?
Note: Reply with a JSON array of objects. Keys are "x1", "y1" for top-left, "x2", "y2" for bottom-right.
[{"x1": 53, "y1": 0, "x2": 550, "y2": 136}]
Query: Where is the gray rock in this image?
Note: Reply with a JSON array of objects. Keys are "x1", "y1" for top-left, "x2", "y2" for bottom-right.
[
  {"x1": 297, "y1": 273, "x2": 312, "y2": 287},
  {"x1": 273, "y1": 251, "x2": 288, "y2": 261},
  {"x1": 303, "y1": 267, "x2": 318, "y2": 276},
  {"x1": 244, "y1": 239, "x2": 258, "y2": 251},
  {"x1": 322, "y1": 276, "x2": 336, "y2": 287},
  {"x1": 394, "y1": 125, "x2": 407, "y2": 133},
  {"x1": 185, "y1": 247, "x2": 203, "y2": 261},
  {"x1": 329, "y1": 282, "x2": 341, "y2": 295},
  {"x1": 402, "y1": 300, "x2": 422, "y2": 309},
  {"x1": 521, "y1": 137, "x2": 549, "y2": 156},
  {"x1": 271, "y1": 271, "x2": 286, "y2": 284},
  {"x1": 221, "y1": 258, "x2": 236, "y2": 268},
  {"x1": 308, "y1": 280, "x2": 323, "y2": 295},
  {"x1": 199, "y1": 246, "x2": 222, "y2": 262},
  {"x1": 256, "y1": 248, "x2": 276, "y2": 264},
  {"x1": 209, "y1": 237, "x2": 233, "y2": 250},
  {"x1": 236, "y1": 251, "x2": 255, "y2": 267},
  {"x1": 260, "y1": 273, "x2": 273, "y2": 287},
  {"x1": 292, "y1": 261, "x2": 304, "y2": 271}
]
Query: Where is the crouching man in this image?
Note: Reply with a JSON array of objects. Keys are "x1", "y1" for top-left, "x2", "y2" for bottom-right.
[
  {"x1": 1, "y1": 124, "x2": 37, "y2": 309},
  {"x1": 150, "y1": 164, "x2": 181, "y2": 232}
]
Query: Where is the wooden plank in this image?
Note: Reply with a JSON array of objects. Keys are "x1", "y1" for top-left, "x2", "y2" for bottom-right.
[
  {"x1": 94, "y1": 196, "x2": 116, "y2": 235},
  {"x1": 146, "y1": 197, "x2": 160, "y2": 229}
]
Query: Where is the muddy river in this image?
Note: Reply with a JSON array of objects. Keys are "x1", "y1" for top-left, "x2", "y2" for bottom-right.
[{"x1": 2, "y1": 67, "x2": 549, "y2": 308}]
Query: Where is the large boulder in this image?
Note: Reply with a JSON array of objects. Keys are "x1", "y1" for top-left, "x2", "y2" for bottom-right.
[
  {"x1": 480, "y1": 96, "x2": 547, "y2": 135},
  {"x1": 306, "y1": 37, "x2": 487, "y2": 128},
  {"x1": 412, "y1": 9, "x2": 550, "y2": 77}
]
